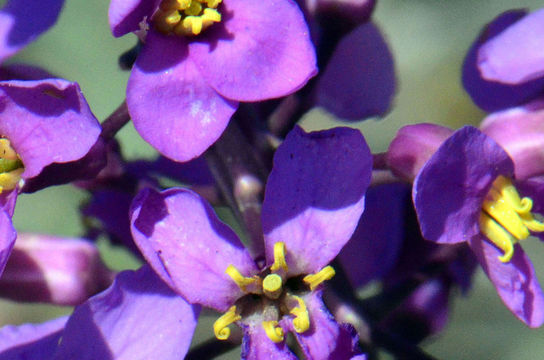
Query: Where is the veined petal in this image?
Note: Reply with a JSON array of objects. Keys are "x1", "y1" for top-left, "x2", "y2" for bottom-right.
[
  {"x1": 109, "y1": 0, "x2": 159, "y2": 37},
  {"x1": 130, "y1": 188, "x2": 258, "y2": 311},
  {"x1": 240, "y1": 321, "x2": 296, "y2": 360},
  {"x1": 413, "y1": 126, "x2": 514, "y2": 244},
  {"x1": 0, "y1": 316, "x2": 66, "y2": 360},
  {"x1": 293, "y1": 291, "x2": 363, "y2": 360},
  {"x1": 54, "y1": 266, "x2": 200, "y2": 360},
  {"x1": 478, "y1": 9, "x2": 544, "y2": 85},
  {"x1": 316, "y1": 22, "x2": 395, "y2": 121},
  {"x1": 128, "y1": 30, "x2": 237, "y2": 162},
  {"x1": 0, "y1": 79, "x2": 101, "y2": 179},
  {"x1": 469, "y1": 235, "x2": 544, "y2": 328},
  {"x1": 263, "y1": 126, "x2": 371, "y2": 276},
  {"x1": 0, "y1": 0, "x2": 64, "y2": 63},
  {"x1": 189, "y1": 0, "x2": 317, "y2": 102}
]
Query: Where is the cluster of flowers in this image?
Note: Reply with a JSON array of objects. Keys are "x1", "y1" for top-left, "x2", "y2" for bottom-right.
[{"x1": 0, "y1": 0, "x2": 541, "y2": 359}]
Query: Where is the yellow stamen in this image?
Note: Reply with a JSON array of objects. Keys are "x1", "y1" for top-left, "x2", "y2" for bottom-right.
[
  {"x1": 155, "y1": 0, "x2": 222, "y2": 36},
  {"x1": 480, "y1": 176, "x2": 544, "y2": 262},
  {"x1": 289, "y1": 295, "x2": 310, "y2": 333},
  {"x1": 0, "y1": 139, "x2": 23, "y2": 194},
  {"x1": 270, "y1": 242, "x2": 288, "y2": 273},
  {"x1": 479, "y1": 213, "x2": 514, "y2": 262},
  {"x1": 262, "y1": 273, "x2": 282, "y2": 299},
  {"x1": 303, "y1": 265, "x2": 335, "y2": 291},
  {"x1": 225, "y1": 265, "x2": 260, "y2": 293},
  {"x1": 262, "y1": 321, "x2": 284, "y2": 343},
  {"x1": 213, "y1": 306, "x2": 241, "y2": 340}
]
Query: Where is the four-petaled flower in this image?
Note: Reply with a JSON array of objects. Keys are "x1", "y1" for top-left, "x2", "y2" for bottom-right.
[
  {"x1": 108, "y1": 0, "x2": 317, "y2": 161},
  {"x1": 413, "y1": 126, "x2": 544, "y2": 327},
  {"x1": 130, "y1": 126, "x2": 372, "y2": 358}
]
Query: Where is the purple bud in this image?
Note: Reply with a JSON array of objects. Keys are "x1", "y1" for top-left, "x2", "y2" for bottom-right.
[
  {"x1": 0, "y1": 233, "x2": 114, "y2": 306},
  {"x1": 386, "y1": 123, "x2": 453, "y2": 182}
]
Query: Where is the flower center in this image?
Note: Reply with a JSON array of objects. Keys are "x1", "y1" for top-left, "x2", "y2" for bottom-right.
[
  {"x1": 153, "y1": 0, "x2": 222, "y2": 36},
  {"x1": 479, "y1": 175, "x2": 544, "y2": 262},
  {"x1": 0, "y1": 139, "x2": 23, "y2": 194},
  {"x1": 214, "y1": 242, "x2": 336, "y2": 343}
]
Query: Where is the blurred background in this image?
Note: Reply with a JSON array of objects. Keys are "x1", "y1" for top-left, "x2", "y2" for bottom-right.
[{"x1": 3, "y1": 0, "x2": 544, "y2": 359}]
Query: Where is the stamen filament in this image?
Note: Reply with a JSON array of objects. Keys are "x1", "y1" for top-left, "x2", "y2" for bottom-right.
[
  {"x1": 303, "y1": 265, "x2": 335, "y2": 291},
  {"x1": 262, "y1": 321, "x2": 284, "y2": 343},
  {"x1": 479, "y1": 212, "x2": 515, "y2": 263},
  {"x1": 225, "y1": 265, "x2": 260, "y2": 293},
  {"x1": 270, "y1": 242, "x2": 288, "y2": 273},
  {"x1": 289, "y1": 295, "x2": 310, "y2": 333},
  {"x1": 213, "y1": 306, "x2": 241, "y2": 340},
  {"x1": 480, "y1": 176, "x2": 544, "y2": 262}
]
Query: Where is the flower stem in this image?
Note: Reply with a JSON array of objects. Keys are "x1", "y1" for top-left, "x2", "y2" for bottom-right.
[
  {"x1": 100, "y1": 100, "x2": 130, "y2": 141},
  {"x1": 204, "y1": 117, "x2": 268, "y2": 259}
]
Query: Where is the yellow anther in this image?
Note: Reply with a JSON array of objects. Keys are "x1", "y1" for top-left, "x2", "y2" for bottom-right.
[
  {"x1": 213, "y1": 306, "x2": 241, "y2": 340},
  {"x1": 262, "y1": 321, "x2": 284, "y2": 343},
  {"x1": 303, "y1": 265, "x2": 335, "y2": 291},
  {"x1": 480, "y1": 176, "x2": 544, "y2": 262},
  {"x1": 0, "y1": 139, "x2": 23, "y2": 194},
  {"x1": 270, "y1": 242, "x2": 288, "y2": 273},
  {"x1": 202, "y1": 8, "x2": 221, "y2": 25},
  {"x1": 225, "y1": 265, "x2": 259, "y2": 293},
  {"x1": 262, "y1": 273, "x2": 282, "y2": 299},
  {"x1": 155, "y1": 0, "x2": 222, "y2": 36},
  {"x1": 0, "y1": 139, "x2": 18, "y2": 161},
  {"x1": 289, "y1": 296, "x2": 310, "y2": 333},
  {"x1": 184, "y1": 1, "x2": 202, "y2": 15},
  {"x1": 204, "y1": 0, "x2": 222, "y2": 8}
]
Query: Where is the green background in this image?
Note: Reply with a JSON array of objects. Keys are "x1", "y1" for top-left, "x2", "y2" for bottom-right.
[{"x1": 2, "y1": 0, "x2": 544, "y2": 359}]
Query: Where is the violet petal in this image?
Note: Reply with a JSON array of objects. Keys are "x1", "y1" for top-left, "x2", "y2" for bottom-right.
[
  {"x1": 339, "y1": 183, "x2": 408, "y2": 288},
  {"x1": 0, "y1": 208, "x2": 15, "y2": 277},
  {"x1": 240, "y1": 322, "x2": 296, "y2": 360},
  {"x1": 414, "y1": 126, "x2": 514, "y2": 244},
  {"x1": 478, "y1": 9, "x2": 544, "y2": 85},
  {"x1": 108, "y1": 0, "x2": 159, "y2": 37},
  {"x1": 469, "y1": 236, "x2": 544, "y2": 328},
  {"x1": 0, "y1": 0, "x2": 64, "y2": 62},
  {"x1": 0, "y1": 79, "x2": 101, "y2": 179},
  {"x1": 462, "y1": 10, "x2": 544, "y2": 112},
  {"x1": 262, "y1": 126, "x2": 371, "y2": 276},
  {"x1": 294, "y1": 291, "x2": 362, "y2": 360},
  {"x1": 54, "y1": 266, "x2": 200, "y2": 359},
  {"x1": 128, "y1": 30, "x2": 237, "y2": 162},
  {"x1": 480, "y1": 100, "x2": 544, "y2": 180},
  {"x1": 0, "y1": 316, "x2": 66, "y2": 360},
  {"x1": 190, "y1": 0, "x2": 317, "y2": 102},
  {"x1": 130, "y1": 187, "x2": 258, "y2": 311},
  {"x1": 316, "y1": 22, "x2": 395, "y2": 121}
]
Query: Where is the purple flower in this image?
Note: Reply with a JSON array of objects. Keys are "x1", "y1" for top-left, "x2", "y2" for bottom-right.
[
  {"x1": 463, "y1": 9, "x2": 544, "y2": 112},
  {"x1": 413, "y1": 126, "x2": 544, "y2": 327},
  {"x1": 109, "y1": 0, "x2": 317, "y2": 162},
  {"x1": 0, "y1": 79, "x2": 101, "y2": 277},
  {"x1": 0, "y1": 0, "x2": 64, "y2": 63},
  {"x1": 130, "y1": 126, "x2": 372, "y2": 358}
]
